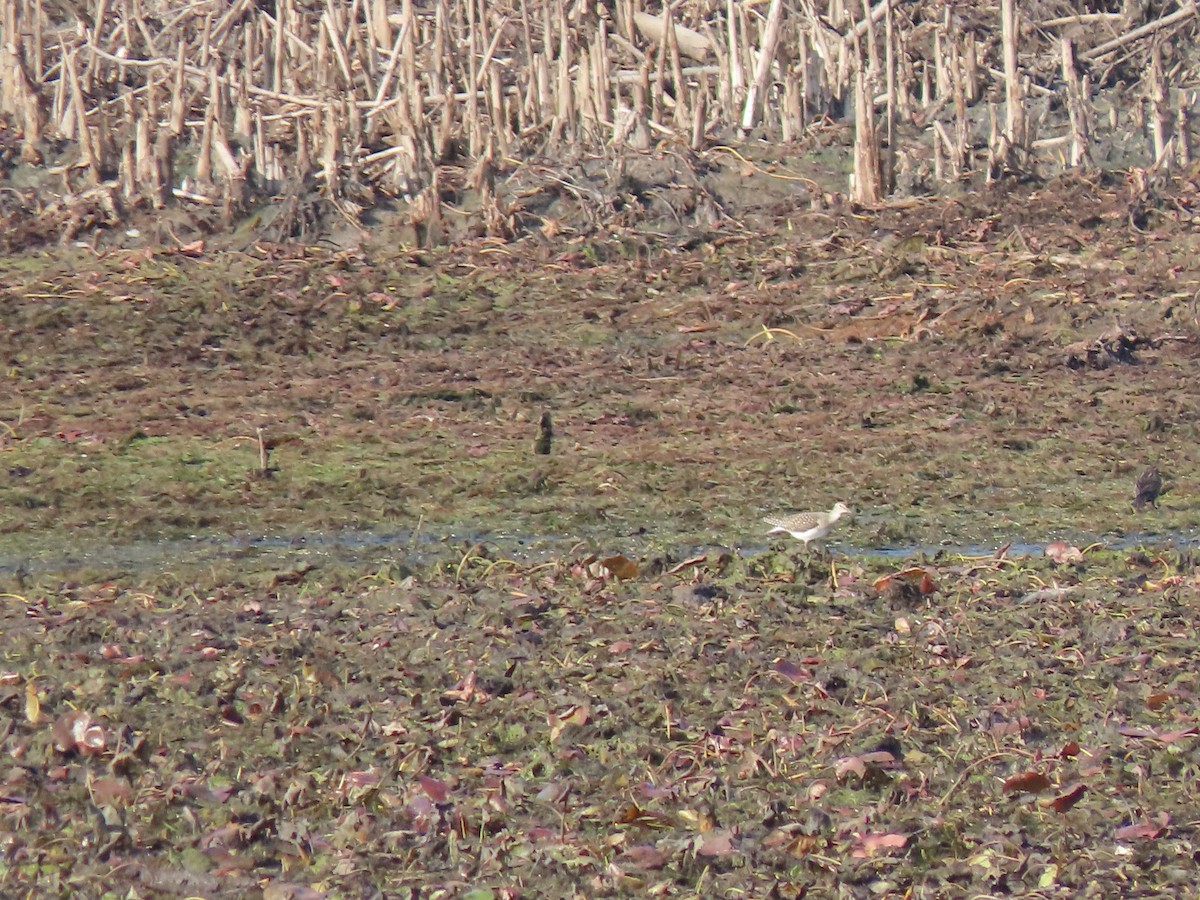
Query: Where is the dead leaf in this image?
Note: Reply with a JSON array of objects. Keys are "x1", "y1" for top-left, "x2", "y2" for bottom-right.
[
  {"x1": 341, "y1": 770, "x2": 382, "y2": 793},
  {"x1": 638, "y1": 782, "x2": 678, "y2": 800},
  {"x1": 873, "y1": 567, "x2": 938, "y2": 594},
  {"x1": 1045, "y1": 541, "x2": 1085, "y2": 564},
  {"x1": 1156, "y1": 727, "x2": 1197, "y2": 744},
  {"x1": 52, "y1": 711, "x2": 106, "y2": 755},
  {"x1": 89, "y1": 777, "x2": 132, "y2": 805},
  {"x1": 262, "y1": 883, "x2": 326, "y2": 900},
  {"x1": 773, "y1": 659, "x2": 811, "y2": 683},
  {"x1": 1117, "y1": 724, "x2": 1156, "y2": 738},
  {"x1": 1003, "y1": 771, "x2": 1051, "y2": 794},
  {"x1": 696, "y1": 830, "x2": 736, "y2": 858},
  {"x1": 765, "y1": 827, "x2": 826, "y2": 857},
  {"x1": 835, "y1": 756, "x2": 866, "y2": 779},
  {"x1": 600, "y1": 554, "x2": 639, "y2": 580},
  {"x1": 441, "y1": 671, "x2": 480, "y2": 704},
  {"x1": 417, "y1": 775, "x2": 449, "y2": 804},
  {"x1": 621, "y1": 843, "x2": 668, "y2": 869},
  {"x1": 24, "y1": 681, "x2": 40, "y2": 724},
  {"x1": 851, "y1": 831, "x2": 908, "y2": 858},
  {"x1": 549, "y1": 704, "x2": 591, "y2": 742},
  {"x1": 859, "y1": 751, "x2": 897, "y2": 767},
  {"x1": 666, "y1": 555, "x2": 707, "y2": 574},
  {"x1": 1115, "y1": 820, "x2": 1168, "y2": 842},
  {"x1": 616, "y1": 804, "x2": 675, "y2": 829},
  {"x1": 535, "y1": 780, "x2": 570, "y2": 804},
  {"x1": 1043, "y1": 783, "x2": 1086, "y2": 812}
]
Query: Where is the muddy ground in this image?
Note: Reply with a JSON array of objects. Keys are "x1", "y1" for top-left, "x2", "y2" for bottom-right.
[
  {"x1": 4, "y1": 161, "x2": 1200, "y2": 562},
  {"x1": 3, "y1": 161, "x2": 1200, "y2": 897}
]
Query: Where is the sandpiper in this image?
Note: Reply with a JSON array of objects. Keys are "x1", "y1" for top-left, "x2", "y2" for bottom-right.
[
  {"x1": 763, "y1": 501, "x2": 853, "y2": 551},
  {"x1": 1133, "y1": 466, "x2": 1163, "y2": 509}
]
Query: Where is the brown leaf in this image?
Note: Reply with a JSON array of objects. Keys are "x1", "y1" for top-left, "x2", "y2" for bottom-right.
[
  {"x1": 600, "y1": 554, "x2": 639, "y2": 580},
  {"x1": 859, "y1": 751, "x2": 897, "y2": 767},
  {"x1": 441, "y1": 671, "x2": 479, "y2": 704},
  {"x1": 851, "y1": 831, "x2": 908, "y2": 858},
  {"x1": 548, "y1": 704, "x2": 590, "y2": 742},
  {"x1": 666, "y1": 555, "x2": 707, "y2": 574},
  {"x1": 1146, "y1": 692, "x2": 1171, "y2": 710},
  {"x1": 1156, "y1": 727, "x2": 1197, "y2": 744},
  {"x1": 1003, "y1": 771, "x2": 1051, "y2": 794},
  {"x1": 53, "y1": 711, "x2": 106, "y2": 754},
  {"x1": 616, "y1": 804, "x2": 675, "y2": 829},
  {"x1": 1044, "y1": 783, "x2": 1086, "y2": 812},
  {"x1": 262, "y1": 883, "x2": 326, "y2": 900},
  {"x1": 24, "y1": 681, "x2": 40, "y2": 725},
  {"x1": 616, "y1": 803, "x2": 644, "y2": 824},
  {"x1": 1115, "y1": 820, "x2": 1168, "y2": 842},
  {"x1": 201, "y1": 821, "x2": 246, "y2": 849},
  {"x1": 835, "y1": 755, "x2": 866, "y2": 779},
  {"x1": 535, "y1": 780, "x2": 571, "y2": 804},
  {"x1": 1045, "y1": 541, "x2": 1085, "y2": 564},
  {"x1": 89, "y1": 777, "x2": 132, "y2": 805},
  {"x1": 621, "y1": 843, "x2": 668, "y2": 869},
  {"x1": 696, "y1": 830, "x2": 736, "y2": 858},
  {"x1": 765, "y1": 828, "x2": 826, "y2": 857},
  {"x1": 418, "y1": 775, "x2": 449, "y2": 804},
  {"x1": 988, "y1": 715, "x2": 1029, "y2": 737},
  {"x1": 342, "y1": 770, "x2": 382, "y2": 791},
  {"x1": 1117, "y1": 724, "x2": 1156, "y2": 738},
  {"x1": 638, "y1": 782, "x2": 678, "y2": 800},
  {"x1": 773, "y1": 659, "x2": 811, "y2": 683}
]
